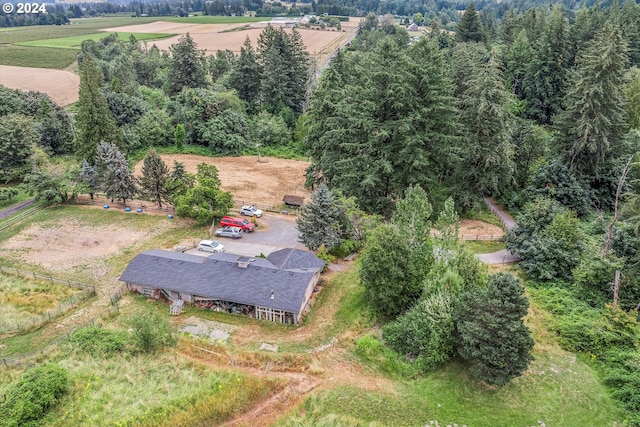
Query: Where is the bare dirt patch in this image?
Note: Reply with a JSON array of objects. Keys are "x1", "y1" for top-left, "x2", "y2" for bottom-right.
[
  {"x1": 459, "y1": 219, "x2": 504, "y2": 239},
  {"x1": 0, "y1": 65, "x2": 79, "y2": 106},
  {"x1": 133, "y1": 154, "x2": 311, "y2": 207},
  {"x1": 0, "y1": 218, "x2": 146, "y2": 271}
]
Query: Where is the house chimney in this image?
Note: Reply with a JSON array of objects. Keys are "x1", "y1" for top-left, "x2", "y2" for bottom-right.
[{"x1": 237, "y1": 256, "x2": 250, "y2": 269}]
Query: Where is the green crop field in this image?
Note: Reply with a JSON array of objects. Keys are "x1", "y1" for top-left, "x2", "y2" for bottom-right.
[
  {"x1": 17, "y1": 32, "x2": 174, "y2": 49},
  {"x1": 0, "y1": 45, "x2": 79, "y2": 68}
]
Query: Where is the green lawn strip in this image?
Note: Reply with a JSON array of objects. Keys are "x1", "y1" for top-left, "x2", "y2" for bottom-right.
[
  {"x1": 40, "y1": 353, "x2": 283, "y2": 427},
  {"x1": 0, "y1": 45, "x2": 78, "y2": 69},
  {"x1": 16, "y1": 32, "x2": 174, "y2": 49},
  {"x1": 165, "y1": 15, "x2": 267, "y2": 24},
  {"x1": 463, "y1": 239, "x2": 506, "y2": 254}
]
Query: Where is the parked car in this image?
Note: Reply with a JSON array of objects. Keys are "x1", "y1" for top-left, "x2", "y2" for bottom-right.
[
  {"x1": 214, "y1": 226, "x2": 243, "y2": 239},
  {"x1": 197, "y1": 240, "x2": 225, "y2": 253},
  {"x1": 220, "y1": 216, "x2": 255, "y2": 232},
  {"x1": 240, "y1": 205, "x2": 263, "y2": 217}
]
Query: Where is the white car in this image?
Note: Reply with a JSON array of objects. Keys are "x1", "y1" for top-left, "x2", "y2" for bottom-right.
[
  {"x1": 197, "y1": 240, "x2": 225, "y2": 253},
  {"x1": 240, "y1": 205, "x2": 263, "y2": 218}
]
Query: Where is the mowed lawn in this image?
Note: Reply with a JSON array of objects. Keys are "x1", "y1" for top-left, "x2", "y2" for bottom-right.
[{"x1": 16, "y1": 32, "x2": 174, "y2": 49}]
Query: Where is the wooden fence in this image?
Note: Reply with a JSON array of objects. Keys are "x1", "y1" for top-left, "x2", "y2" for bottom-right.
[
  {"x1": 232, "y1": 200, "x2": 300, "y2": 216},
  {"x1": 0, "y1": 201, "x2": 48, "y2": 232}
]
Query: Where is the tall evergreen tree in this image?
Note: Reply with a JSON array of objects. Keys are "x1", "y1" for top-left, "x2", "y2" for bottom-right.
[
  {"x1": 306, "y1": 36, "x2": 459, "y2": 214},
  {"x1": 257, "y1": 25, "x2": 310, "y2": 114},
  {"x1": 167, "y1": 33, "x2": 208, "y2": 96},
  {"x1": 229, "y1": 37, "x2": 261, "y2": 106},
  {"x1": 523, "y1": 5, "x2": 570, "y2": 125},
  {"x1": 455, "y1": 2, "x2": 485, "y2": 43},
  {"x1": 75, "y1": 54, "x2": 122, "y2": 164},
  {"x1": 139, "y1": 150, "x2": 170, "y2": 208},
  {"x1": 296, "y1": 183, "x2": 346, "y2": 251},
  {"x1": 455, "y1": 272, "x2": 534, "y2": 386},
  {"x1": 456, "y1": 52, "x2": 516, "y2": 196},
  {"x1": 555, "y1": 23, "x2": 628, "y2": 177},
  {"x1": 502, "y1": 29, "x2": 533, "y2": 99},
  {"x1": 96, "y1": 141, "x2": 137, "y2": 204}
]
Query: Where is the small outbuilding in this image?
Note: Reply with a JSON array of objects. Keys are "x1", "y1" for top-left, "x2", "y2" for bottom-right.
[{"x1": 119, "y1": 248, "x2": 324, "y2": 324}]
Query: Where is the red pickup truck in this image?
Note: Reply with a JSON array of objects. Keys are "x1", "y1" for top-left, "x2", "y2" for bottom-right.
[{"x1": 219, "y1": 216, "x2": 255, "y2": 232}]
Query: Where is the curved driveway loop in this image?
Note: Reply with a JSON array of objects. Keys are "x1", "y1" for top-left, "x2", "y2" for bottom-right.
[{"x1": 189, "y1": 213, "x2": 305, "y2": 258}]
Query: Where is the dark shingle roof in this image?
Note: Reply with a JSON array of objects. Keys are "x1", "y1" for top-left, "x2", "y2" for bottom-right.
[
  {"x1": 267, "y1": 248, "x2": 326, "y2": 272},
  {"x1": 120, "y1": 249, "x2": 324, "y2": 313}
]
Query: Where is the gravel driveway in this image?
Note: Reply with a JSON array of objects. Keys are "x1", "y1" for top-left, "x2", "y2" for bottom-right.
[{"x1": 187, "y1": 213, "x2": 305, "y2": 258}]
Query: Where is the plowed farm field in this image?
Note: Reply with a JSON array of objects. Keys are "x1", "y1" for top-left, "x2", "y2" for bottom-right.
[{"x1": 104, "y1": 20, "x2": 352, "y2": 59}]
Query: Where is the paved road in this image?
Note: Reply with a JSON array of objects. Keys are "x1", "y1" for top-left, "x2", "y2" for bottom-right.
[
  {"x1": 0, "y1": 199, "x2": 35, "y2": 220},
  {"x1": 475, "y1": 198, "x2": 520, "y2": 264},
  {"x1": 187, "y1": 213, "x2": 305, "y2": 258}
]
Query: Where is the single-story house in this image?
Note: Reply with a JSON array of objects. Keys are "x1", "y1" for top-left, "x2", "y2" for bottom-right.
[{"x1": 119, "y1": 248, "x2": 325, "y2": 324}]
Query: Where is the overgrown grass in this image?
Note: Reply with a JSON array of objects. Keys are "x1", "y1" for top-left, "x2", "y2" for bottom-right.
[
  {"x1": 0, "y1": 273, "x2": 81, "y2": 326},
  {"x1": 0, "y1": 45, "x2": 79, "y2": 68},
  {"x1": 463, "y1": 239, "x2": 506, "y2": 254},
  {"x1": 166, "y1": 15, "x2": 266, "y2": 24},
  {"x1": 17, "y1": 32, "x2": 174, "y2": 49},
  {"x1": 41, "y1": 352, "x2": 284, "y2": 427},
  {"x1": 463, "y1": 207, "x2": 505, "y2": 228}
]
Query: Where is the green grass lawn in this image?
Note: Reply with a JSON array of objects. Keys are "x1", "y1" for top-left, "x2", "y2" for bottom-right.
[
  {"x1": 281, "y1": 352, "x2": 624, "y2": 427},
  {"x1": 463, "y1": 239, "x2": 506, "y2": 254},
  {"x1": 17, "y1": 32, "x2": 174, "y2": 49}
]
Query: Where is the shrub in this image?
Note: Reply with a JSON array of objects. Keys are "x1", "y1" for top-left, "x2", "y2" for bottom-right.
[
  {"x1": 382, "y1": 290, "x2": 455, "y2": 370},
  {"x1": 455, "y1": 272, "x2": 534, "y2": 385},
  {"x1": 67, "y1": 325, "x2": 128, "y2": 357},
  {"x1": 0, "y1": 364, "x2": 68, "y2": 427},
  {"x1": 129, "y1": 310, "x2": 176, "y2": 354}
]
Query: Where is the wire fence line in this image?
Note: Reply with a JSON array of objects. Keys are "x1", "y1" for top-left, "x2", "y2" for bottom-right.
[
  {"x1": 1, "y1": 305, "x2": 121, "y2": 369},
  {"x1": 0, "y1": 266, "x2": 97, "y2": 335},
  {"x1": 0, "y1": 266, "x2": 128, "y2": 368}
]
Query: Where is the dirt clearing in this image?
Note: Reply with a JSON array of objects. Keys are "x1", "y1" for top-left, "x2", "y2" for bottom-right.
[
  {"x1": 0, "y1": 65, "x2": 79, "y2": 106},
  {"x1": 459, "y1": 219, "x2": 504, "y2": 239},
  {"x1": 1, "y1": 218, "x2": 149, "y2": 272},
  {"x1": 134, "y1": 154, "x2": 311, "y2": 207}
]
